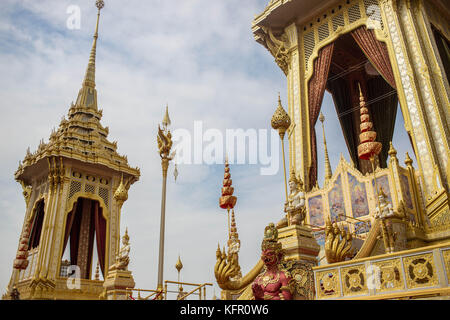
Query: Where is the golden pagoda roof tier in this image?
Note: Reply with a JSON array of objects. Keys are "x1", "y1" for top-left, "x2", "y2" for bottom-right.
[{"x1": 14, "y1": 0, "x2": 140, "y2": 185}]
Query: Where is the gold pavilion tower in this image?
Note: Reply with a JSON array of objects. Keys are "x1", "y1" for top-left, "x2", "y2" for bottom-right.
[
  {"x1": 216, "y1": 0, "x2": 450, "y2": 300},
  {"x1": 4, "y1": 1, "x2": 140, "y2": 300}
]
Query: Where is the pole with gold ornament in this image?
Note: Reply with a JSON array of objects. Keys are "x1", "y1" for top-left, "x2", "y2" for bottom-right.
[
  {"x1": 271, "y1": 94, "x2": 291, "y2": 221},
  {"x1": 219, "y1": 157, "x2": 237, "y2": 239},
  {"x1": 156, "y1": 105, "x2": 175, "y2": 299}
]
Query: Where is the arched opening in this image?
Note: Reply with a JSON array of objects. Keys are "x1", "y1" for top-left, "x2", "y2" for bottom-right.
[
  {"x1": 60, "y1": 197, "x2": 107, "y2": 280},
  {"x1": 28, "y1": 199, "x2": 45, "y2": 249},
  {"x1": 308, "y1": 25, "x2": 415, "y2": 189}
]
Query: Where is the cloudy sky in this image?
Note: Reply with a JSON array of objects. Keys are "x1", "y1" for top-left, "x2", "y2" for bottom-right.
[{"x1": 0, "y1": 0, "x2": 416, "y2": 299}]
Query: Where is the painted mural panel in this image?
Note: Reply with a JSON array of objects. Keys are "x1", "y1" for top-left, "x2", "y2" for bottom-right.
[
  {"x1": 372, "y1": 175, "x2": 392, "y2": 204},
  {"x1": 313, "y1": 230, "x2": 326, "y2": 247},
  {"x1": 308, "y1": 195, "x2": 324, "y2": 226},
  {"x1": 328, "y1": 174, "x2": 346, "y2": 222},
  {"x1": 355, "y1": 220, "x2": 371, "y2": 235},
  {"x1": 400, "y1": 174, "x2": 414, "y2": 210},
  {"x1": 348, "y1": 173, "x2": 370, "y2": 218}
]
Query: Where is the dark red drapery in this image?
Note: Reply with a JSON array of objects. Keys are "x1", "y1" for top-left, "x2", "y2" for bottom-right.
[
  {"x1": 308, "y1": 43, "x2": 334, "y2": 190},
  {"x1": 29, "y1": 200, "x2": 45, "y2": 249},
  {"x1": 351, "y1": 26, "x2": 396, "y2": 89},
  {"x1": 62, "y1": 201, "x2": 78, "y2": 256},
  {"x1": 94, "y1": 201, "x2": 106, "y2": 276},
  {"x1": 69, "y1": 199, "x2": 82, "y2": 266},
  {"x1": 86, "y1": 204, "x2": 96, "y2": 279}
]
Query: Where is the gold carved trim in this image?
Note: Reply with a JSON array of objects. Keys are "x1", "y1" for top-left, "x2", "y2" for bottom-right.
[
  {"x1": 341, "y1": 264, "x2": 368, "y2": 296},
  {"x1": 403, "y1": 252, "x2": 439, "y2": 289}
]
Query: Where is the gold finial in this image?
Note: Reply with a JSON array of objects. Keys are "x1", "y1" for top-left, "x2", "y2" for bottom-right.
[
  {"x1": 95, "y1": 262, "x2": 100, "y2": 280},
  {"x1": 271, "y1": 94, "x2": 291, "y2": 139},
  {"x1": 96, "y1": 0, "x2": 105, "y2": 11},
  {"x1": 405, "y1": 152, "x2": 413, "y2": 166},
  {"x1": 271, "y1": 94, "x2": 291, "y2": 203},
  {"x1": 319, "y1": 112, "x2": 325, "y2": 124},
  {"x1": 319, "y1": 112, "x2": 332, "y2": 184},
  {"x1": 388, "y1": 141, "x2": 397, "y2": 158},
  {"x1": 114, "y1": 174, "x2": 128, "y2": 203},
  {"x1": 175, "y1": 255, "x2": 183, "y2": 273},
  {"x1": 162, "y1": 104, "x2": 171, "y2": 128}
]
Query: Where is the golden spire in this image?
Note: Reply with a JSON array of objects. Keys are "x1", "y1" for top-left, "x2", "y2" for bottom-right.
[
  {"x1": 73, "y1": 0, "x2": 105, "y2": 111},
  {"x1": 83, "y1": 0, "x2": 104, "y2": 89},
  {"x1": 162, "y1": 104, "x2": 171, "y2": 129},
  {"x1": 319, "y1": 112, "x2": 332, "y2": 185}
]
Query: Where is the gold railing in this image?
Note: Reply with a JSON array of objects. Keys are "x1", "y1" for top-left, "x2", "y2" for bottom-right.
[
  {"x1": 120, "y1": 281, "x2": 213, "y2": 300},
  {"x1": 124, "y1": 288, "x2": 162, "y2": 300},
  {"x1": 314, "y1": 242, "x2": 450, "y2": 300},
  {"x1": 164, "y1": 281, "x2": 213, "y2": 300}
]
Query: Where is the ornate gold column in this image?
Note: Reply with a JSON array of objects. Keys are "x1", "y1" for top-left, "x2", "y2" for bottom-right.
[{"x1": 379, "y1": 0, "x2": 448, "y2": 198}]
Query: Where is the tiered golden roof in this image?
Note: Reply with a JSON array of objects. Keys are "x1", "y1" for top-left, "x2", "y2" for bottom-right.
[{"x1": 14, "y1": 0, "x2": 139, "y2": 184}]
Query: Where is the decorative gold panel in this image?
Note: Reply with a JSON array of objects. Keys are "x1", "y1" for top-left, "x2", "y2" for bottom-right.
[
  {"x1": 373, "y1": 258, "x2": 404, "y2": 293},
  {"x1": 316, "y1": 269, "x2": 341, "y2": 299},
  {"x1": 68, "y1": 180, "x2": 82, "y2": 199},
  {"x1": 341, "y1": 264, "x2": 368, "y2": 296},
  {"x1": 443, "y1": 250, "x2": 450, "y2": 284},
  {"x1": 403, "y1": 253, "x2": 439, "y2": 289}
]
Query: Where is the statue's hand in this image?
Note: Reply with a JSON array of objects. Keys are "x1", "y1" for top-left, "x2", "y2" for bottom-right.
[{"x1": 252, "y1": 282, "x2": 264, "y2": 300}]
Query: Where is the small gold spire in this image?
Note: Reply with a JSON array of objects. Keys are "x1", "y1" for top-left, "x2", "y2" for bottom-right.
[
  {"x1": 320, "y1": 112, "x2": 332, "y2": 185},
  {"x1": 82, "y1": 1, "x2": 104, "y2": 89},
  {"x1": 175, "y1": 255, "x2": 183, "y2": 273},
  {"x1": 405, "y1": 152, "x2": 413, "y2": 167},
  {"x1": 95, "y1": 262, "x2": 100, "y2": 280},
  {"x1": 162, "y1": 104, "x2": 171, "y2": 128}
]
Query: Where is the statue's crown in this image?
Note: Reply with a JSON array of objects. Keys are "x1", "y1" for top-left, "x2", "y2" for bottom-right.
[
  {"x1": 289, "y1": 168, "x2": 304, "y2": 190},
  {"x1": 378, "y1": 187, "x2": 387, "y2": 198},
  {"x1": 261, "y1": 223, "x2": 282, "y2": 252},
  {"x1": 122, "y1": 228, "x2": 130, "y2": 243}
]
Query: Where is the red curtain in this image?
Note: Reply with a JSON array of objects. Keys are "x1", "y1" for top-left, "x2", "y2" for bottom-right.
[
  {"x1": 29, "y1": 200, "x2": 45, "y2": 249},
  {"x1": 69, "y1": 199, "x2": 83, "y2": 266},
  {"x1": 307, "y1": 43, "x2": 334, "y2": 190},
  {"x1": 94, "y1": 202, "x2": 107, "y2": 276},
  {"x1": 351, "y1": 26, "x2": 396, "y2": 89},
  {"x1": 62, "y1": 201, "x2": 78, "y2": 256},
  {"x1": 86, "y1": 203, "x2": 96, "y2": 279}
]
